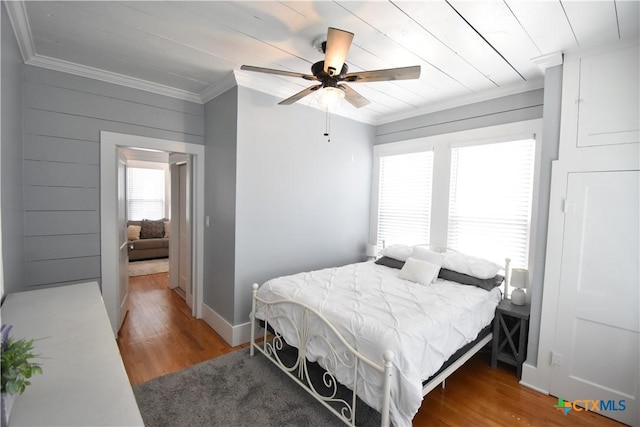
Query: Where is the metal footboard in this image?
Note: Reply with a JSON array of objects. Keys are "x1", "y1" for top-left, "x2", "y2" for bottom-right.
[{"x1": 249, "y1": 284, "x2": 392, "y2": 427}]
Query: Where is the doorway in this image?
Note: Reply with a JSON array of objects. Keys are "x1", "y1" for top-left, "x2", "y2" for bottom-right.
[
  {"x1": 124, "y1": 152, "x2": 171, "y2": 282},
  {"x1": 100, "y1": 131, "x2": 205, "y2": 335}
]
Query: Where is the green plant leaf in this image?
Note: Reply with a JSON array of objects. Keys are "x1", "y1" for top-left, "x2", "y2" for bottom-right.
[{"x1": 1, "y1": 327, "x2": 43, "y2": 395}]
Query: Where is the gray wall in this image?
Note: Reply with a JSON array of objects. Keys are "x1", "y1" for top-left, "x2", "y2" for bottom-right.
[
  {"x1": 527, "y1": 66, "x2": 562, "y2": 366},
  {"x1": 20, "y1": 66, "x2": 203, "y2": 290},
  {"x1": 233, "y1": 87, "x2": 375, "y2": 324},
  {"x1": 1, "y1": 5, "x2": 25, "y2": 294},
  {"x1": 375, "y1": 89, "x2": 544, "y2": 144},
  {"x1": 203, "y1": 87, "x2": 238, "y2": 321}
]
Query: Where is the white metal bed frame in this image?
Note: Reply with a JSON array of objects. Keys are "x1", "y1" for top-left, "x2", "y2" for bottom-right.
[
  {"x1": 250, "y1": 285, "x2": 393, "y2": 426},
  {"x1": 249, "y1": 252, "x2": 511, "y2": 426}
]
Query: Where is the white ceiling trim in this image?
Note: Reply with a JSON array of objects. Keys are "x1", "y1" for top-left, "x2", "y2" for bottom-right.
[
  {"x1": 561, "y1": 37, "x2": 640, "y2": 59},
  {"x1": 375, "y1": 78, "x2": 545, "y2": 125},
  {"x1": 26, "y1": 54, "x2": 203, "y2": 104},
  {"x1": 5, "y1": 0, "x2": 203, "y2": 104},
  {"x1": 3, "y1": 0, "x2": 34, "y2": 62},
  {"x1": 532, "y1": 52, "x2": 564, "y2": 71},
  {"x1": 200, "y1": 72, "x2": 238, "y2": 104}
]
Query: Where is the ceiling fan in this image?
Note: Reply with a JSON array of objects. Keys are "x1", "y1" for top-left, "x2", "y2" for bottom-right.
[{"x1": 241, "y1": 27, "x2": 421, "y2": 109}]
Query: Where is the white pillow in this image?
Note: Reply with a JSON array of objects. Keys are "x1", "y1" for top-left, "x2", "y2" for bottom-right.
[
  {"x1": 127, "y1": 225, "x2": 141, "y2": 241},
  {"x1": 442, "y1": 252, "x2": 501, "y2": 279},
  {"x1": 411, "y1": 246, "x2": 445, "y2": 267},
  {"x1": 398, "y1": 257, "x2": 440, "y2": 286},
  {"x1": 379, "y1": 244, "x2": 413, "y2": 262}
]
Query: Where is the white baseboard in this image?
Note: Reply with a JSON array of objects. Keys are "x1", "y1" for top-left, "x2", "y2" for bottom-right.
[
  {"x1": 201, "y1": 303, "x2": 259, "y2": 347},
  {"x1": 519, "y1": 362, "x2": 550, "y2": 394},
  {"x1": 233, "y1": 320, "x2": 259, "y2": 346}
]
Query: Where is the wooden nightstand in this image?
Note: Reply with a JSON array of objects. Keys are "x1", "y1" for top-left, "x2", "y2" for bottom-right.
[{"x1": 491, "y1": 299, "x2": 530, "y2": 379}]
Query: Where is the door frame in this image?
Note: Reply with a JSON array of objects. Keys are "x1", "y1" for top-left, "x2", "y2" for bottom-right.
[
  {"x1": 168, "y1": 154, "x2": 191, "y2": 292},
  {"x1": 116, "y1": 150, "x2": 129, "y2": 331},
  {"x1": 100, "y1": 131, "x2": 205, "y2": 335}
]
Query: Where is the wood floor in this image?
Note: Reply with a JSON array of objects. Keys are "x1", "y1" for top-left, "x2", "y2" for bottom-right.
[
  {"x1": 118, "y1": 273, "x2": 620, "y2": 426},
  {"x1": 117, "y1": 272, "x2": 248, "y2": 385}
]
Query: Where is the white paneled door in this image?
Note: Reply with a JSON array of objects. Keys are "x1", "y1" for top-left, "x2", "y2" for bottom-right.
[
  {"x1": 117, "y1": 151, "x2": 130, "y2": 331},
  {"x1": 550, "y1": 171, "x2": 639, "y2": 425},
  {"x1": 179, "y1": 163, "x2": 192, "y2": 309}
]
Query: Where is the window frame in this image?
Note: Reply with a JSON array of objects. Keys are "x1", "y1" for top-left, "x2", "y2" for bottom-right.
[
  {"x1": 447, "y1": 137, "x2": 536, "y2": 268},
  {"x1": 370, "y1": 140, "x2": 436, "y2": 249},
  {"x1": 370, "y1": 119, "x2": 543, "y2": 271},
  {"x1": 126, "y1": 160, "x2": 170, "y2": 221}
]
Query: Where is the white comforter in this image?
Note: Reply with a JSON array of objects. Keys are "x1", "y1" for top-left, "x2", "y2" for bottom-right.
[{"x1": 255, "y1": 261, "x2": 501, "y2": 427}]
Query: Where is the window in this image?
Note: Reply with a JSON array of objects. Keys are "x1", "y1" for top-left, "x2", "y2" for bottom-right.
[
  {"x1": 127, "y1": 167, "x2": 166, "y2": 220},
  {"x1": 376, "y1": 150, "x2": 433, "y2": 248},
  {"x1": 447, "y1": 139, "x2": 535, "y2": 268},
  {"x1": 370, "y1": 120, "x2": 541, "y2": 273}
]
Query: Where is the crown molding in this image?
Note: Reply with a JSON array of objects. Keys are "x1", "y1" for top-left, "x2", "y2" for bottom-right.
[
  {"x1": 562, "y1": 38, "x2": 639, "y2": 60},
  {"x1": 4, "y1": 0, "x2": 35, "y2": 62},
  {"x1": 234, "y1": 70, "x2": 292, "y2": 101},
  {"x1": 531, "y1": 52, "x2": 563, "y2": 71},
  {"x1": 4, "y1": 0, "x2": 203, "y2": 104},
  {"x1": 199, "y1": 72, "x2": 238, "y2": 104},
  {"x1": 375, "y1": 78, "x2": 545, "y2": 126},
  {"x1": 26, "y1": 54, "x2": 203, "y2": 103}
]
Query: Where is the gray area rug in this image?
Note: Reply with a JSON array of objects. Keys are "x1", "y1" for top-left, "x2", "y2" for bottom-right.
[
  {"x1": 128, "y1": 258, "x2": 169, "y2": 277},
  {"x1": 133, "y1": 347, "x2": 381, "y2": 427}
]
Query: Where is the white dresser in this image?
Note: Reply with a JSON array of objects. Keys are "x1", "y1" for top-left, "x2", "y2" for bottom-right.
[{"x1": 1, "y1": 282, "x2": 144, "y2": 426}]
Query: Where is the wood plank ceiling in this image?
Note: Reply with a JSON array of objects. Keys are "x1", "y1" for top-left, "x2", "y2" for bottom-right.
[{"x1": 6, "y1": 1, "x2": 639, "y2": 125}]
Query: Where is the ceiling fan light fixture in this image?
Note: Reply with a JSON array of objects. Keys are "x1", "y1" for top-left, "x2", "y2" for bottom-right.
[
  {"x1": 316, "y1": 86, "x2": 345, "y2": 110},
  {"x1": 241, "y1": 27, "x2": 420, "y2": 109}
]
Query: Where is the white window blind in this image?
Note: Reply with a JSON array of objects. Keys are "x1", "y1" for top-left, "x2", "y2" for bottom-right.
[
  {"x1": 377, "y1": 151, "x2": 433, "y2": 248},
  {"x1": 447, "y1": 139, "x2": 535, "y2": 268},
  {"x1": 127, "y1": 167, "x2": 166, "y2": 221}
]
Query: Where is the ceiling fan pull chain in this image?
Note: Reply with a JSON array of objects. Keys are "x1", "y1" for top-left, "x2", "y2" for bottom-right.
[{"x1": 324, "y1": 107, "x2": 331, "y2": 142}]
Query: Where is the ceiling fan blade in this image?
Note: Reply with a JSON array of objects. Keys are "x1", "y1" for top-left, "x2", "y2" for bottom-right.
[
  {"x1": 339, "y1": 84, "x2": 370, "y2": 108},
  {"x1": 278, "y1": 84, "x2": 323, "y2": 105},
  {"x1": 241, "y1": 65, "x2": 316, "y2": 81},
  {"x1": 343, "y1": 65, "x2": 421, "y2": 83},
  {"x1": 324, "y1": 27, "x2": 354, "y2": 77}
]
